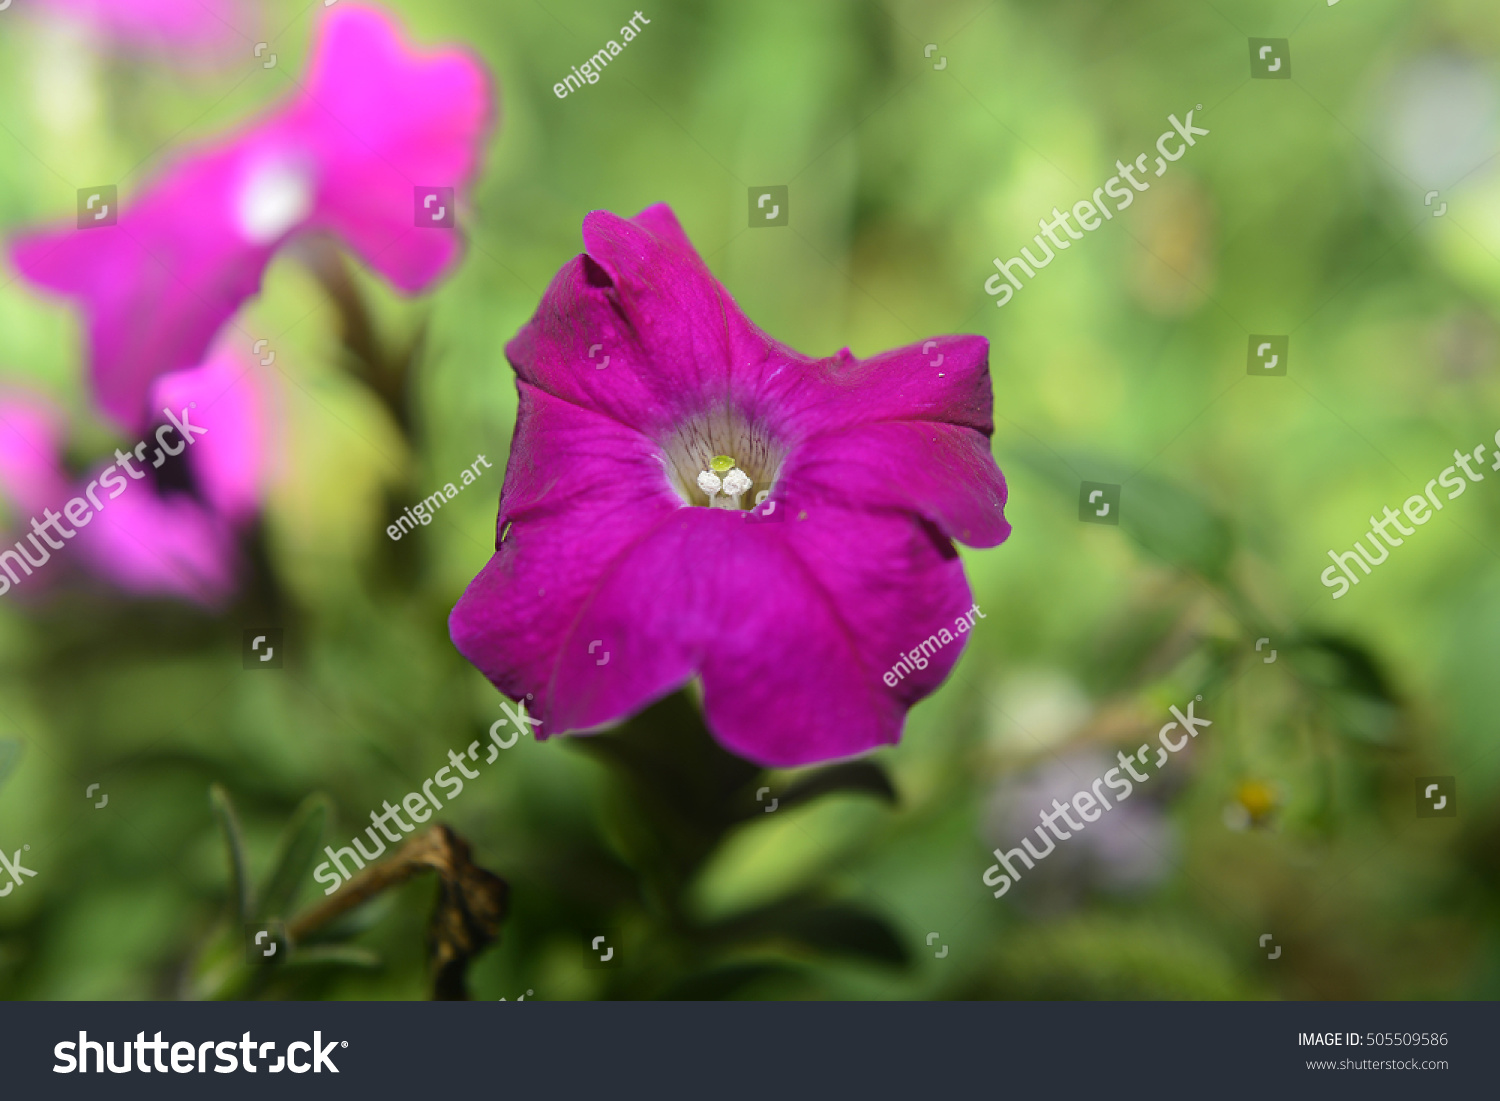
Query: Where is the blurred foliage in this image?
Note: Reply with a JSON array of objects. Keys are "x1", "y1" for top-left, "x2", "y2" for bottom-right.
[{"x1": 2, "y1": 0, "x2": 1500, "y2": 1001}]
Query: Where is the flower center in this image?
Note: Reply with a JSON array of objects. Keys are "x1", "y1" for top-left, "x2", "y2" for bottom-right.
[
  {"x1": 697, "y1": 458, "x2": 753, "y2": 509},
  {"x1": 661, "y1": 410, "x2": 786, "y2": 510},
  {"x1": 236, "y1": 158, "x2": 315, "y2": 245}
]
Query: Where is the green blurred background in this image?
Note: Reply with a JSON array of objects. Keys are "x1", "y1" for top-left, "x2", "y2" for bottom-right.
[{"x1": 2, "y1": 0, "x2": 1499, "y2": 999}]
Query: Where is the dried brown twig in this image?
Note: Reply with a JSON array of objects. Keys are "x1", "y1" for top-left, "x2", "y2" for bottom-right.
[{"x1": 286, "y1": 824, "x2": 508, "y2": 1000}]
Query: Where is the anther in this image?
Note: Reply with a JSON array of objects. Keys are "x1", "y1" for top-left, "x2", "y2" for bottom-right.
[
  {"x1": 697, "y1": 469, "x2": 722, "y2": 507},
  {"x1": 721, "y1": 467, "x2": 752, "y2": 508}
]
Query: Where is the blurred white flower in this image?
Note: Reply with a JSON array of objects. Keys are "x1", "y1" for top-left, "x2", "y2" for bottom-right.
[
  {"x1": 984, "y1": 668, "x2": 1091, "y2": 755},
  {"x1": 30, "y1": 21, "x2": 101, "y2": 138},
  {"x1": 1378, "y1": 55, "x2": 1499, "y2": 189}
]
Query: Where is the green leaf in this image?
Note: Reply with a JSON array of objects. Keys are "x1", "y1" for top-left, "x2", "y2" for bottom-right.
[
  {"x1": 209, "y1": 784, "x2": 252, "y2": 924},
  {"x1": 283, "y1": 944, "x2": 382, "y2": 970},
  {"x1": 1294, "y1": 634, "x2": 1399, "y2": 702},
  {"x1": 256, "y1": 794, "x2": 330, "y2": 922},
  {"x1": 775, "y1": 761, "x2": 898, "y2": 814},
  {"x1": 709, "y1": 896, "x2": 910, "y2": 967},
  {"x1": 1293, "y1": 634, "x2": 1403, "y2": 746},
  {"x1": 574, "y1": 690, "x2": 761, "y2": 885},
  {"x1": 1013, "y1": 447, "x2": 1236, "y2": 582},
  {"x1": 658, "y1": 961, "x2": 802, "y2": 999},
  {"x1": 0, "y1": 739, "x2": 20, "y2": 794},
  {"x1": 1117, "y1": 473, "x2": 1235, "y2": 582}
]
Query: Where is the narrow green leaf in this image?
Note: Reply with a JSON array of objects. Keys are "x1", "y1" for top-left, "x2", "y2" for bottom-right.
[
  {"x1": 256, "y1": 794, "x2": 330, "y2": 922},
  {"x1": 1012, "y1": 447, "x2": 1235, "y2": 582},
  {"x1": 1293, "y1": 635, "x2": 1404, "y2": 746},
  {"x1": 776, "y1": 761, "x2": 898, "y2": 813},
  {"x1": 209, "y1": 784, "x2": 252, "y2": 924},
  {"x1": 709, "y1": 896, "x2": 911, "y2": 967},
  {"x1": 0, "y1": 739, "x2": 20, "y2": 794},
  {"x1": 283, "y1": 944, "x2": 382, "y2": 970}
]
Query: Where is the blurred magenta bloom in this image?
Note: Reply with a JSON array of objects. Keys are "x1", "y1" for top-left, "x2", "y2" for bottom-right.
[
  {"x1": 450, "y1": 204, "x2": 1010, "y2": 768},
  {"x1": 150, "y1": 345, "x2": 272, "y2": 526},
  {"x1": 0, "y1": 393, "x2": 70, "y2": 519},
  {"x1": 74, "y1": 481, "x2": 240, "y2": 606},
  {"x1": 0, "y1": 342, "x2": 271, "y2": 606},
  {"x1": 32, "y1": 0, "x2": 248, "y2": 51},
  {"x1": 9, "y1": 3, "x2": 494, "y2": 431}
]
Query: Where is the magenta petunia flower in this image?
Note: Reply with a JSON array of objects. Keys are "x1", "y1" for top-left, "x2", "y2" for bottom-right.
[
  {"x1": 0, "y1": 342, "x2": 271, "y2": 605},
  {"x1": 73, "y1": 481, "x2": 240, "y2": 606},
  {"x1": 28, "y1": 0, "x2": 249, "y2": 51},
  {"x1": 149, "y1": 342, "x2": 275, "y2": 526},
  {"x1": 8, "y1": 3, "x2": 493, "y2": 431},
  {"x1": 0, "y1": 393, "x2": 70, "y2": 520},
  {"x1": 449, "y1": 205, "x2": 1010, "y2": 768}
]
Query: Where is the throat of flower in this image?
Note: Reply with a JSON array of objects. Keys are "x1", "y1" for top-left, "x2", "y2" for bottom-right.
[{"x1": 660, "y1": 411, "x2": 785, "y2": 510}]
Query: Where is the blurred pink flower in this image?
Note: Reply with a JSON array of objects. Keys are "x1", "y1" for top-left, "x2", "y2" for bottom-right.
[
  {"x1": 9, "y1": 3, "x2": 494, "y2": 430},
  {"x1": 0, "y1": 393, "x2": 70, "y2": 519},
  {"x1": 150, "y1": 344, "x2": 272, "y2": 526},
  {"x1": 73, "y1": 484, "x2": 240, "y2": 606},
  {"x1": 28, "y1": 0, "x2": 249, "y2": 51},
  {"x1": 0, "y1": 343, "x2": 272, "y2": 606}
]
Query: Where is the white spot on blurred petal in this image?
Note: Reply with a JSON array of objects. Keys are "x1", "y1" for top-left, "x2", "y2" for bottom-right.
[{"x1": 236, "y1": 160, "x2": 314, "y2": 244}]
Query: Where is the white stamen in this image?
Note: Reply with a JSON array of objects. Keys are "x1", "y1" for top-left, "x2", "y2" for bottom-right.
[
  {"x1": 721, "y1": 468, "x2": 752, "y2": 508},
  {"x1": 697, "y1": 469, "x2": 722, "y2": 507}
]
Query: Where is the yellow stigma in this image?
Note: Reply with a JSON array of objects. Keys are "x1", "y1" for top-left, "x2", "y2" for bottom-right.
[{"x1": 710, "y1": 454, "x2": 736, "y2": 473}]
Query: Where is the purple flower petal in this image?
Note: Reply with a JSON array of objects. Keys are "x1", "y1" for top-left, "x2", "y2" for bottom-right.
[
  {"x1": 0, "y1": 390, "x2": 239, "y2": 606},
  {"x1": 75, "y1": 486, "x2": 239, "y2": 606},
  {"x1": 11, "y1": 143, "x2": 283, "y2": 432},
  {"x1": 784, "y1": 419, "x2": 1009, "y2": 548},
  {"x1": 454, "y1": 500, "x2": 972, "y2": 767},
  {"x1": 0, "y1": 393, "x2": 71, "y2": 518},
  {"x1": 693, "y1": 506, "x2": 974, "y2": 765},
  {"x1": 291, "y1": 4, "x2": 494, "y2": 293},
  {"x1": 149, "y1": 342, "x2": 271, "y2": 525},
  {"x1": 768, "y1": 333, "x2": 998, "y2": 441},
  {"x1": 449, "y1": 382, "x2": 685, "y2": 711},
  {"x1": 503, "y1": 204, "x2": 780, "y2": 437}
]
